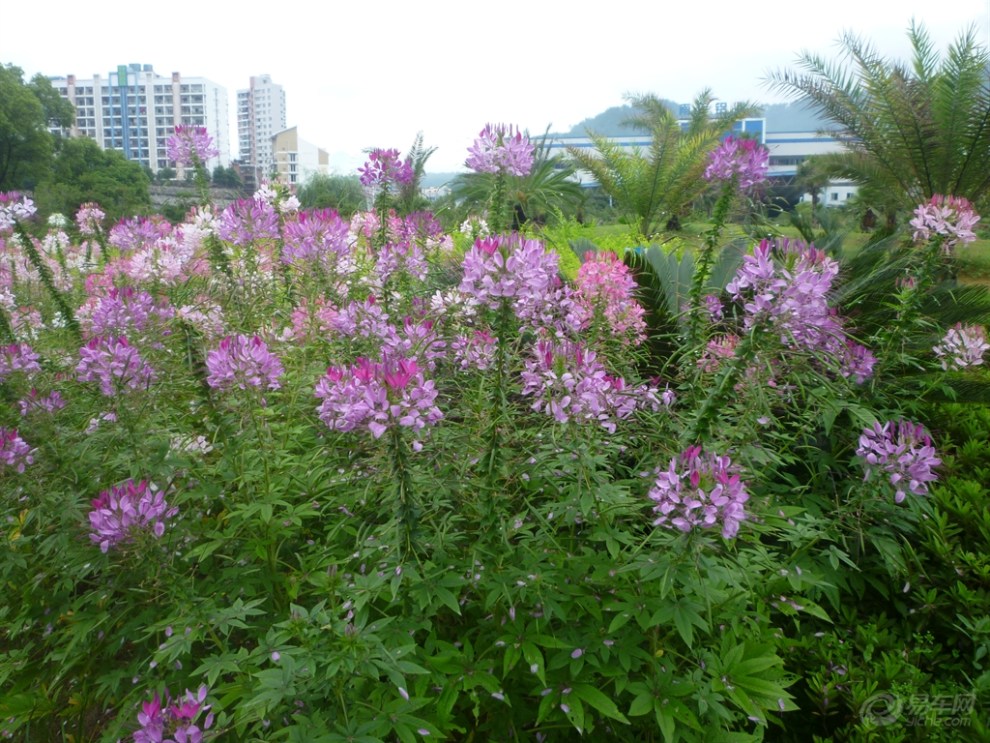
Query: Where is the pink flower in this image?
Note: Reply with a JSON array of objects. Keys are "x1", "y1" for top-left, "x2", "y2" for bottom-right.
[
  {"x1": 75, "y1": 202, "x2": 106, "y2": 236},
  {"x1": 571, "y1": 251, "x2": 646, "y2": 344},
  {"x1": 88, "y1": 479, "x2": 177, "y2": 553},
  {"x1": 0, "y1": 191, "x2": 37, "y2": 234},
  {"x1": 465, "y1": 124, "x2": 534, "y2": 177},
  {"x1": 910, "y1": 194, "x2": 980, "y2": 252},
  {"x1": 205, "y1": 335, "x2": 284, "y2": 392},
  {"x1": 857, "y1": 420, "x2": 941, "y2": 503},
  {"x1": 704, "y1": 136, "x2": 769, "y2": 190},
  {"x1": 134, "y1": 685, "x2": 213, "y2": 743},
  {"x1": 933, "y1": 323, "x2": 989, "y2": 370},
  {"x1": 166, "y1": 125, "x2": 219, "y2": 166}
]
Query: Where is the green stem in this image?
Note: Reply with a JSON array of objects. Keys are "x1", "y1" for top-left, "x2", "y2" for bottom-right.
[
  {"x1": 391, "y1": 425, "x2": 418, "y2": 557},
  {"x1": 686, "y1": 184, "x2": 736, "y2": 349},
  {"x1": 685, "y1": 324, "x2": 761, "y2": 445},
  {"x1": 15, "y1": 223, "x2": 81, "y2": 342}
]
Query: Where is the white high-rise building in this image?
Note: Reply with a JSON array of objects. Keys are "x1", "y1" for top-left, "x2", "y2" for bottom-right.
[
  {"x1": 237, "y1": 75, "x2": 287, "y2": 188},
  {"x1": 50, "y1": 64, "x2": 230, "y2": 174}
]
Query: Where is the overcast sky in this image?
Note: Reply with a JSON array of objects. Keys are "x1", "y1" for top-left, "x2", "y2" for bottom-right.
[{"x1": 3, "y1": 0, "x2": 988, "y2": 173}]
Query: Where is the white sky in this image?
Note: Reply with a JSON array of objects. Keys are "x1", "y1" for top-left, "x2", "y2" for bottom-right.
[{"x1": 3, "y1": 0, "x2": 988, "y2": 173}]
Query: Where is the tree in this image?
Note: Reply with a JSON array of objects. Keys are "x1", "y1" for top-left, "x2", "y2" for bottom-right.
[
  {"x1": 0, "y1": 64, "x2": 58, "y2": 190},
  {"x1": 26, "y1": 73, "x2": 74, "y2": 131},
  {"x1": 566, "y1": 91, "x2": 760, "y2": 238},
  {"x1": 34, "y1": 137, "x2": 150, "y2": 222},
  {"x1": 297, "y1": 173, "x2": 366, "y2": 216},
  {"x1": 765, "y1": 21, "x2": 990, "y2": 219}
]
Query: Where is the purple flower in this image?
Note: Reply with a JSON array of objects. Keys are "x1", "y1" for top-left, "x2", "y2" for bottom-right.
[
  {"x1": 465, "y1": 124, "x2": 534, "y2": 177},
  {"x1": 839, "y1": 341, "x2": 877, "y2": 384},
  {"x1": 649, "y1": 447, "x2": 749, "y2": 539},
  {"x1": 76, "y1": 336, "x2": 157, "y2": 396},
  {"x1": 19, "y1": 389, "x2": 66, "y2": 416},
  {"x1": 451, "y1": 330, "x2": 498, "y2": 371},
  {"x1": 704, "y1": 136, "x2": 769, "y2": 189},
  {"x1": 358, "y1": 148, "x2": 414, "y2": 188},
  {"x1": 315, "y1": 355, "x2": 443, "y2": 441},
  {"x1": 910, "y1": 194, "x2": 980, "y2": 252},
  {"x1": 459, "y1": 235, "x2": 562, "y2": 328},
  {"x1": 0, "y1": 343, "x2": 42, "y2": 381},
  {"x1": 205, "y1": 334, "x2": 284, "y2": 392},
  {"x1": 726, "y1": 239, "x2": 861, "y2": 373},
  {"x1": 933, "y1": 323, "x2": 989, "y2": 370},
  {"x1": 216, "y1": 198, "x2": 281, "y2": 246},
  {"x1": 857, "y1": 420, "x2": 941, "y2": 503},
  {"x1": 108, "y1": 216, "x2": 174, "y2": 253},
  {"x1": 520, "y1": 340, "x2": 663, "y2": 433},
  {"x1": 88, "y1": 479, "x2": 177, "y2": 553},
  {"x1": 83, "y1": 287, "x2": 174, "y2": 338},
  {"x1": 166, "y1": 125, "x2": 219, "y2": 166},
  {"x1": 281, "y1": 208, "x2": 351, "y2": 267},
  {"x1": 134, "y1": 685, "x2": 213, "y2": 743},
  {"x1": 0, "y1": 427, "x2": 35, "y2": 473}
]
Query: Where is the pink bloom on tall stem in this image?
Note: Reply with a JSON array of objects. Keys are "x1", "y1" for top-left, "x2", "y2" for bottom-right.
[
  {"x1": 359, "y1": 148, "x2": 414, "y2": 188},
  {"x1": 571, "y1": 251, "x2": 647, "y2": 344},
  {"x1": 166, "y1": 125, "x2": 219, "y2": 166},
  {"x1": 88, "y1": 479, "x2": 177, "y2": 553},
  {"x1": 933, "y1": 323, "x2": 989, "y2": 370},
  {"x1": 649, "y1": 447, "x2": 749, "y2": 539},
  {"x1": 0, "y1": 427, "x2": 35, "y2": 473},
  {"x1": 856, "y1": 420, "x2": 941, "y2": 503},
  {"x1": 910, "y1": 194, "x2": 980, "y2": 252},
  {"x1": 704, "y1": 136, "x2": 769, "y2": 189},
  {"x1": 465, "y1": 124, "x2": 534, "y2": 177},
  {"x1": 75, "y1": 202, "x2": 106, "y2": 236},
  {"x1": 205, "y1": 334, "x2": 284, "y2": 392}
]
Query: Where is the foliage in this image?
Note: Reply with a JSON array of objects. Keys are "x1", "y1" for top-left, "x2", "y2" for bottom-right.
[
  {"x1": 297, "y1": 172, "x2": 367, "y2": 216},
  {"x1": 0, "y1": 63, "x2": 66, "y2": 191},
  {"x1": 33, "y1": 136, "x2": 150, "y2": 222},
  {"x1": 566, "y1": 91, "x2": 760, "y2": 238},
  {"x1": 765, "y1": 21, "x2": 990, "y2": 219},
  {"x1": 211, "y1": 165, "x2": 243, "y2": 189}
]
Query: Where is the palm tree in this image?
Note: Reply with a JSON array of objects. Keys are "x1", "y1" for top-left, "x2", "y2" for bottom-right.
[
  {"x1": 566, "y1": 91, "x2": 760, "y2": 238},
  {"x1": 765, "y1": 21, "x2": 990, "y2": 220},
  {"x1": 397, "y1": 132, "x2": 437, "y2": 215}
]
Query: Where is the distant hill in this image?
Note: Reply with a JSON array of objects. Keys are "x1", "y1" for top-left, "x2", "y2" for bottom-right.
[{"x1": 547, "y1": 98, "x2": 834, "y2": 138}]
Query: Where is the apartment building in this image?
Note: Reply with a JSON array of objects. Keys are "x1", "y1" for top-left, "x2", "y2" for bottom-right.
[
  {"x1": 237, "y1": 75, "x2": 287, "y2": 189},
  {"x1": 271, "y1": 127, "x2": 329, "y2": 187},
  {"x1": 50, "y1": 64, "x2": 230, "y2": 174}
]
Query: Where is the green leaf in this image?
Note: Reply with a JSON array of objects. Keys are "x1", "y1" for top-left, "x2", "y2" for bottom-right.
[{"x1": 573, "y1": 684, "x2": 630, "y2": 724}]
